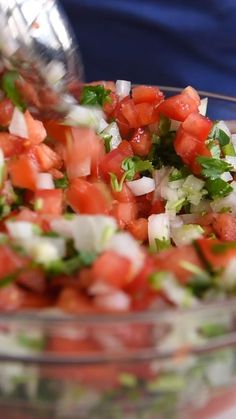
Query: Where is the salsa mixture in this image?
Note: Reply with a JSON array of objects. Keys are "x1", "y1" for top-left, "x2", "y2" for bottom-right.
[{"x1": 0, "y1": 74, "x2": 236, "y2": 313}]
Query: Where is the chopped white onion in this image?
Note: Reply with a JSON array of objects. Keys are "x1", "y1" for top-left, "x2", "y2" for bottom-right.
[
  {"x1": 224, "y1": 156, "x2": 236, "y2": 171},
  {"x1": 211, "y1": 181, "x2": 236, "y2": 214},
  {"x1": 44, "y1": 61, "x2": 66, "y2": 86},
  {"x1": 28, "y1": 237, "x2": 66, "y2": 264},
  {"x1": 220, "y1": 172, "x2": 233, "y2": 182},
  {"x1": 50, "y1": 217, "x2": 76, "y2": 238},
  {"x1": 198, "y1": 97, "x2": 208, "y2": 116},
  {"x1": 231, "y1": 134, "x2": 236, "y2": 147},
  {"x1": 72, "y1": 215, "x2": 117, "y2": 253},
  {"x1": 36, "y1": 173, "x2": 54, "y2": 190},
  {"x1": 215, "y1": 120, "x2": 232, "y2": 138},
  {"x1": 6, "y1": 221, "x2": 35, "y2": 240},
  {"x1": 65, "y1": 105, "x2": 105, "y2": 130},
  {"x1": 170, "y1": 119, "x2": 180, "y2": 131},
  {"x1": 98, "y1": 118, "x2": 109, "y2": 133},
  {"x1": 190, "y1": 200, "x2": 212, "y2": 214},
  {"x1": 9, "y1": 107, "x2": 28, "y2": 139},
  {"x1": 148, "y1": 213, "x2": 170, "y2": 247},
  {"x1": 106, "y1": 232, "x2": 144, "y2": 273},
  {"x1": 160, "y1": 274, "x2": 198, "y2": 308},
  {"x1": 126, "y1": 176, "x2": 155, "y2": 196},
  {"x1": 94, "y1": 290, "x2": 131, "y2": 311},
  {"x1": 115, "y1": 80, "x2": 131, "y2": 98},
  {"x1": 101, "y1": 121, "x2": 121, "y2": 150},
  {"x1": 171, "y1": 224, "x2": 204, "y2": 246},
  {"x1": 220, "y1": 258, "x2": 236, "y2": 290},
  {"x1": 180, "y1": 214, "x2": 198, "y2": 224}
]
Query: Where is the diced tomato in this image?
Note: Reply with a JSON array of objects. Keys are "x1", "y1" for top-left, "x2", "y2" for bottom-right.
[
  {"x1": 16, "y1": 78, "x2": 40, "y2": 108},
  {"x1": 127, "y1": 218, "x2": 148, "y2": 242},
  {"x1": 24, "y1": 110, "x2": 47, "y2": 145},
  {"x1": 212, "y1": 214, "x2": 236, "y2": 241},
  {"x1": 182, "y1": 112, "x2": 213, "y2": 142},
  {"x1": 196, "y1": 238, "x2": 236, "y2": 270},
  {"x1": 0, "y1": 285, "x2": 25, "y2": 311},
  {"x1": 151, "y1": 199, "x2": 166, "y2": 214},
  {"x1": 0, "y1": 245, "x2": 27, "y2": 279},
  {"x1": 112, "y1": 201, "x2": 137, "y2": 228},
  {"x1": 8, "y1": 153, "x2": 38, "y2": 190},
  {"x1": 91, "y1": 251, "x2": 133, "y2": 288},
  {"x1": 56, "y1": 287, "x2": 96, "y2": 314},
  {"x1": 0, "y1": 133, "x2": 25, "y2": 157},
  {"x1": 154, "y1": 245, "x2": 204, "y2": 284},
  {"x1": 132, "y1": 85, "x2": 164, "y2": 105},
  {"x1": 136, "y1": 195, "x2": 152, "y2": 218},
  {"x1": 174, "y1": 113, "x2": 212, "y2": 175},
  {"x1": 103, "y1": 91, "x2": 119, "y2": 117},
  {"x1": 17, "y1": 268, "x2": 46, "y2": 293},
  {"x1": 130, "y1": 128, "x2": 152, "y2": 157},
  {"x1": 0, "y1": 99, "x2": 14, "y2": 126},
  {"x1": 65, "y1": 127, "x2": 102, "y2": 179},
  {"x1": 100, "y1": 140, "x2": 133, "y2": 182},
  {"x1": 182, "y1": 86, "x2": 201, "y2": 105},
  {"x1": 34, "y1": 189, "x2": 63, "y2": 216},
  {"x1": 120, "y1": 98, "x2": 140, "y2": 128},
  {"x1": 157, "y1": 92, "x2": 199, "y2": 121},
  {"x1": 66, "y1": 178, "x2": 110, "y2": 214},
  {"x1": 33, "y1": 143, "x2": 62, "y2": 171},
  {"x1": 111, "y1": 183, "x2": 135, "y2": 203},
  {"x1": 44, "y1": 120, "x2": 70, "y2": 143},
  {"x1": 135, "y1": 103, "x2": 159, "y2": 126}
]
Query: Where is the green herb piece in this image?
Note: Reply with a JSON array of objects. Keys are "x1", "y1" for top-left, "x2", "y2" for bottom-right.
[
  {"x1": 0, "y1": 272, "x2": 18, "y2": 288},
  {"x1": 148, "y1": 271, "x2": 169, "y2": 290},
  {"x1": 109, "y1": 172, "x2": 125, "y2": 192},
  {"x1": 18, "y1": 334, "x2": 46, "y2": 351},
  {"x1": 0, "y1": 196, "x2": 11, "y2": 219},
  {"x1": 149, "y1": 132, "x2": 183, "y2": 169},
  {"x1": 169, "y1": 167, "x2": 189, "y2": 182},
  {"x1": 103, "y1": 134, "x2": 112, "y2": 153},
  {"x1": 2, "y1": 71, "x2": 26, "y2": 111},
  {"x1": 54, "y1": 175, "x2": 69, "y2": 189},
  {"x1": 118, "y1": 373, "x2": 138, "y2": 388},
  {"x1": 80, "y1": 85, "x2": 111, "y2": 107},
  {"x1": 121, "y1": 156, "x2": 153, "y2": 179},
  {"x1": 197, "y1": 156, "x2": 232, "y2": 179},
  {"x1": 155, "y1": 238, "x2": 171, "y2": 252},
  {"x1": 187, "y1": 274, "x2": 213, "y2": 298},
  {"x1": 199, "y1": 323, "x2": 227, "y2": 338},
  {"x1": 217, "y1": 129, "x2": 231, "y2": 146},
  {"x1": 45, "y1": 251, "x2": 96, "y2": 276},
  {"x1": 158, "y1": 115, "x2": 171, "y2": 136},
  {"x1": 205, "y1": 178, "x2": 233, "y2": 198},
  {"x1": 34, "y1": 198, "x2": 43, "y2": 211},
  {"x1": 211, "y1": 241, "x2": 236, "y2": 254},
  {"x1": 207, "y1": 140, "x2": 221, "y2": 159},
  {"x1": 222, "y1": 142, "x2": 236, "y2": 157}
]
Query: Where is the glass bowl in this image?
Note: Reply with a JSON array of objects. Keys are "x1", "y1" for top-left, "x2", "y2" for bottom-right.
[{"x1": 1, "y1": 88, "x2": 236, "y2": 419}]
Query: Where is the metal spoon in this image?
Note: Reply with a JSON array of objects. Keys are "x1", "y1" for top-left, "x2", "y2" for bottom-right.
[{"x1": 0, "y1": 0, "x2": 84, "y2": 118}]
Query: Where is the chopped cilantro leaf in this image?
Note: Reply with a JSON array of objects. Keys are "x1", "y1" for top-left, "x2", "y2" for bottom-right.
[
  {"x1": 80, "y1": 85, "x2": 111, "y2": 107},
  {"x1": 211, "y1": 242, "x2": 236, "y2": 254},
  {"x1": 155, "y1": 238, "x2": 171, "y2": 252},
  {"x1": 222, "y1": 142, "x2": 236, "y2": 157},
  {"x1": 2, "y1": 71, "x2": 26, "y2": 111},
  {"x1": 54, "y1": 175, "x2": 69, "y2": 189},
  {"x1": 158, "y1": 115, "x2": 171, "y2": 136},
  {"x1": 197, "y1": 156, "x2": 233, "y2": 179},
  {"x1": 103, "y1": 134, "x2": 112, "y2": 153},
  {"x1": 217, "y1": 129, "x2": 231, "y2": 146},
  {"x1": 205, "y1": 178, "x2": 233, "y2": 198},
  {"x1": 45, "y1": 251, "x2": 97, "y2": 276},
  {"x1": 149, "y1": 132, "x2": 183, "y2": 169}
]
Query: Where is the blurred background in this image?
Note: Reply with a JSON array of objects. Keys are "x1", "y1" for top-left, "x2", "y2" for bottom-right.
[{"x1": 60, "y1": 0, "x2": 236, "y2": 96}]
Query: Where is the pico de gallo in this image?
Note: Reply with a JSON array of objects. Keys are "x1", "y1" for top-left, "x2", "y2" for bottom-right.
[{"x1": 0, "y1": 73, "x2": 236, "y2": 314}]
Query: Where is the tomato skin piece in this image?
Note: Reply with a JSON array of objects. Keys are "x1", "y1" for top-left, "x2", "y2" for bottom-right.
[
  {"x1": 212, "y1": 214, "x2": 236, "y2": 241},
  {"x1": 112, "y1": 201, "x2": 138, "y2": 228},
  {"x1": 91, "y1": 251, "x2": 133, "y2": 288},
  {"x1": 135, "y1": 103, "x2": 159, "y2": 126},
  {"x1": 103, "y1": 91, "x2": 119, "y2": 117},
  {"x1": 56, "y1": 287, "x2": 96, "y2": 314},
  {"x1": 157, "y1": 93, "x2": 198, "y2": 121},
  {"x1": 8, "y1": 153, "x2": 38, "y2": 190},
  {"x1": 132, "y1": 85, "x2": 164, "y2": 105},
  {"x1": 151, "y1": 199, "x2": 166, "y2": 214},
  {"x1": 0, "y1": 98, "x2": 14, "y2": 126},
  {"x1": 154, "y1": 245, "x2": 204, "y2": 284},
  {"x1": 0, "y1": 285, "x2": 25, "y2": 311},
  {"x1": 66, "y1": 178, "x2": 110, "y2": 215},
  {"x1": 182, "y1": 86, "x2": 201, "y2": 105},
  {"x1": 196, "y1": 238, "x2": 236, "y2": 270},
  {"x1": 0, "y1": 133, "x2": 25, "y2": 157},
  {"x1": 34, "y1": 189, "x2": 63, "y2": 216},
  {"x1": 130, "y1": 128, "x2": 152, "y2": 157},
  {"x1": 120, "y1": 98, "x2": 140, "y2": 128},
  {"x1": 127, "y1": 218, "x2": 148, "y2": 242}
]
